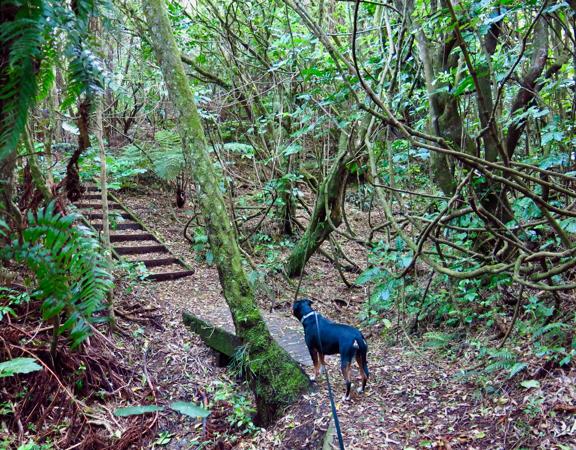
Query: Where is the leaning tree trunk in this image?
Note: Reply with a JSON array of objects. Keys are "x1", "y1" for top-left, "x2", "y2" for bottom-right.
[
  {"x1": 284, "y1": 130, "x2": 350, "y2": 277},
  {"x1": 141, "y1": 0, "x2": 308, "y2": 425}
]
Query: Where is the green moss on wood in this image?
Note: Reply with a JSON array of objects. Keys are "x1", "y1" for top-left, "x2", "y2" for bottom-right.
[
  {"x1": 284, "y1": 130, "x2": 350, "y2": 277},
  {"x1": 182, "y1": 312, "x2": 241, "y2": 356}
]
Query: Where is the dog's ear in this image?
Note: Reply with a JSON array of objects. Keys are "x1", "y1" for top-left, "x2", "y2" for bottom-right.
[
  {"x1": 292, "y1": 300, "x2": 304, "y2": 318},
  {"x1": 306, "y1": 299, "x2": 313, "y2": 306}
]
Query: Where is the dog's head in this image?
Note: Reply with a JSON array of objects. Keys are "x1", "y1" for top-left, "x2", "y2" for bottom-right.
[{"x1": 292, "y1": 298, "x2": 314, "y2": 321}]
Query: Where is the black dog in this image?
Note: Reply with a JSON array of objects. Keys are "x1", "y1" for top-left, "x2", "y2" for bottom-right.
[{"x1": 293, "y1": 298, "x2": 369, "y2": 400}]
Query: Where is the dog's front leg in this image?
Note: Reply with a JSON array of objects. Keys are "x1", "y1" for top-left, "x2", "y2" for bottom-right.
[
  {"x1": 309, "y1": 348, "x2": 321, "y2": 382},
  {"x1": 319, "y1": 353, "x2": 326, "y2": 375}
]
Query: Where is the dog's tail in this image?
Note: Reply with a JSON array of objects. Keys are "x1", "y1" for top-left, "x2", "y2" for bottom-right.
[{"x1": 354, "y1": 334, "x2": 369, "y2": 378}]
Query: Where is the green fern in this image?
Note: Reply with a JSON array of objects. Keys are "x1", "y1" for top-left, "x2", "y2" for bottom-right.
[
  {"x1": 531, "y1": 322, "x2": 567, "y2": 341},
  {"x1": 1, "y1": 202, "x2": 113, "y2": 349},
  {"x1": 484, "y1": 347, "x2": 519, "y2": 373},
  {"x1": 487, "y1": 348, "x2": 516, "y2": 360},
  {"x1": 123, "y1": 134, "x2": 256, "y2": 182},
  {"x1": 220, "y1": 142, "x2": 255, "y2": 159},
  {"x1": 0, "y1": 0, "x2": 106, "y2": 161},
  {"x1": 143, "y1": 130, "x2": 185, "y2": 181},
  {"x1": 36, "y1": 52, "x2": 57, "y2": 102},
  {"x1": 423, "y1": 331, "x2": 455, "y2": 349},
  {"x1": 0, "y1": 4, "x2": 45, "y2": 161}
]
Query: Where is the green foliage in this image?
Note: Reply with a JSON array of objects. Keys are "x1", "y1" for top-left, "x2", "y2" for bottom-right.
[
  {"x1": 1, "y1": 202, "x2": 113, "y2": 348},
  {"x1": 0, "y1": 0, "x2": 105, "y2": 160},
  {"x1": 483, "y1": 348, "x2": 519, "y2": 374},
  {"x1": 15, "y1": 441, "x2": 53, "y2": 450},
  {"x1": 146, "y1": 130, "x2": 185, "y2": 181},
  {"x1": 190, "y1": 226, "x2": 214, "y2": 264},
  {"x1": 76, "y1": 146, "x2": 147, "y2": 189},
  {"x1": 0, "y1": 287, "x2": 30, "y2": 321},
  {"x1": 222, "y1": 142, "x2": 256, "y2": 159},
  {"x1": 249, "y1": 232, "x2": 291, "y2": 272},
  {"x1": 116, "y1": 132, "x2": 250, "y2": 185},
  {"x1": 116, "y1": 260, "x2": 150, "y2": 292},
  {"x1": 0, "y1": 1, "x2": 44, "y2": 161},
  {"x1": 209, "y1": 380, "x2": 258, "y2": 435},
  {"x1": 422, "y1": 332, "x2": 456, "y2": 350},
  {"x1": 169, "y1": 401, "x2": 210, "y2": 418},
  {"x1": 153, "y1": 431, "x2": 173, "y2": 446},
  {"x1": 0, "y1": 357, "x2": 42, "y2": 378},
  {"x1": 520, "y1": 379, "x2": 540, "y2": 389},
  {"x1": 114, "y1": 405, "x2": 164, "y2": 416}
]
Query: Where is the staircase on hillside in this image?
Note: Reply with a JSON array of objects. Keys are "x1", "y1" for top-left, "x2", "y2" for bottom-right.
[{"x1": 74, "y1": 186, "x2": 194, "y2": 282}]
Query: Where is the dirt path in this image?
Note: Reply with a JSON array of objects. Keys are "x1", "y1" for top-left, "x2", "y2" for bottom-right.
[{"x1": 112, "y1": 188, "x2": 576, "y2": 450}]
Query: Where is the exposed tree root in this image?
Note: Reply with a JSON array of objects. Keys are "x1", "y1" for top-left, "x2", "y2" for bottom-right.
[{"x1": 0, "y1": 299, "x2": 157, "y2": 448}]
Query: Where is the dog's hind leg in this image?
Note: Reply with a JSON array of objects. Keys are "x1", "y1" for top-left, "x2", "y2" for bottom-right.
[
  {"x1": 355, "y1": 352, "x2": 368, "y2": 393},
  {"x1": 340, "y1": 359, "x2": 353, "y2": 401},
  {"x1": 319, "y1": 353, "x2": 326, "y2": 374}
]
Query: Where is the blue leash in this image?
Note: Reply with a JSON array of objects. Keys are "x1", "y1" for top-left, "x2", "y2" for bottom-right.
[{"x1": 314, "y1": 313, "x2": 345, "y2": 450}]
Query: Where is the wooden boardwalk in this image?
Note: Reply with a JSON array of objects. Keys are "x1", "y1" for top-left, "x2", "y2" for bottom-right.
[{"x1": 186, "y1": 301, "x2": 312, "y2": 366}]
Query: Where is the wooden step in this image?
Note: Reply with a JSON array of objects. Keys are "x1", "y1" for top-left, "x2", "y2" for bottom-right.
[
  {"x1": 85, "y1": 212, "x2": 132, "y2": 220},
  {"x1": 140, "y1": 257, "x2": 181, "y2": 268},
  {"x1": 114, "y1": 245, "x2": 167, "y2": 255},
  {"x1": 83, "y1": 193, "x2": 106, "y2": 200},
  {"x1": 85, "y1": 186, "x2": 100, "y2": 192},
  {"x1": 93, "y1": 223, "x2": 142, "y2": 231},
  {"x1": 75, "y1": 203, "x2": 123, "y2": 210},
  {"x1": 110, "y1": 233, "x2": 156, "y2": 243},
  {"x1": 146, "y1": 270, "x2": 194, "y2": 282}
]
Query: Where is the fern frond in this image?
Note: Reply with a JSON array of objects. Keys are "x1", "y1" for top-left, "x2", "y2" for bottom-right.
[
  {"x1": 1, "y1": 202, "x2": 113, "y2": 348},
  {"x1": 0, "y1": 0, "x2": 107, "y2": 161},
  {"x1": 139, "y1": 130, "x2": 185, "y2": 181},
  {"x1": 487, "y1": 348, "x2": 516, "y2": 360},
  {"x1": 532, "y1": 322, "x2": 566, "y2": 341},
  {"x1": 0, "y1": 9, "x2": 45, "y2": 160},
  {"x1": 423, "y1": 331, "x2": 454, "y2": 348}
]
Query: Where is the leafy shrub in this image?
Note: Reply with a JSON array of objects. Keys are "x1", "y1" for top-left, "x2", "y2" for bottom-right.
[
  {"x1": 0, "y1": 287, "x2": 31, "y2": 321},
  {"x1": 1, "y1": 203, "x2": 113, "y2": 350}
]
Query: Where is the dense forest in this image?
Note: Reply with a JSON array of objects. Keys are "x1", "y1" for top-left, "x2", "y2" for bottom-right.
[{"x1": 1, "y1": 0, "x2": 576, "y2": 448}]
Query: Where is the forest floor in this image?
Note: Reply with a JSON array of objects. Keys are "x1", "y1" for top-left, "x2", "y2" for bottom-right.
[{"x1": 105, "y1": 185, "x2": 576, "y2": 450}]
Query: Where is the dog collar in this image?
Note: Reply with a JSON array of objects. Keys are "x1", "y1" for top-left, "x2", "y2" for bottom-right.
[{"x1": 300, "y1": 311, "x2": 316, "y2": 323}]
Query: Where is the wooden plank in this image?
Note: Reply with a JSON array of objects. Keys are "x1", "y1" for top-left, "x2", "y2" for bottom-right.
[
  {"x1": 75, "y1": 203, "x2": 123, "y2": 210},
  {"x1": 114, "y1": 245, "x2": 167, "y2": 255},
  {"x1": 109, "y1": 233, "x2": 156, "y2": 243},
  {"x1": 93, "y1": 223, "x2": 142, "y2": 231},
  {"x1": 146, "y1": 270, "x2": 194, "y2": 282},
  {"x1": 84, "y1": 212, "x2": 132, "y2": 220},
  {"x1": 83, "y1": 194, "x2": 105, "y2": 200},
  {"x1": 141, "y1": 257, "x2": 180, "y2": 268}
]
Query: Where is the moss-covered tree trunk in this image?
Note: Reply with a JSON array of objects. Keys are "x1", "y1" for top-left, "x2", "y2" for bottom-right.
[
  {"x1": 141, "y1": 0, "x2": 308, "y2": 424},
  {"x1": 0, "y1": 151, "x2": 22, "y2": 230},
  {"x1": 284, "y1": 130, "x2": 350, "y2": 277},
  {"x1": 0, "y1": 4, "x2": 20, "y2": 227},
  {"x1": 23, "y1": 126, "x2": 51, "y2": 202}
]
